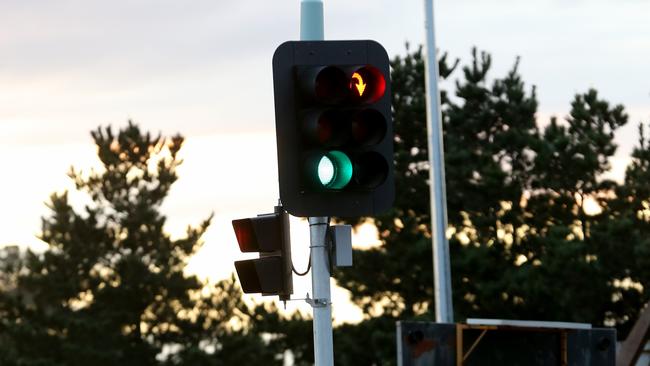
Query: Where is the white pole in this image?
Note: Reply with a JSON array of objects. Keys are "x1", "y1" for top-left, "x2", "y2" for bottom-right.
[
  {"x1": 300, "y1": 0, "x2": 324, "y2": 41},
  {"x1": 301, "y1": 1, "x2": 333, "y2": 365},
  {"x1": 308, "y1": 216, "x2": 333, "y2": 366},
  {"x1": 423, "y1": 0, "x2": 454, "y2": 323}
]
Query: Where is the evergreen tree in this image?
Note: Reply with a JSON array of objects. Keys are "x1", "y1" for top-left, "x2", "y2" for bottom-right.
[
  {"x1": 444, "y1": 49, "x2": 539, "y2": 319},
  {"x1": 0, "y1": 123, "x2": 288, "y2": 365},
  {"x1": 333, "y1": 45, "x2": 647, "y2": 365},
  {"x1": 589, "y1": 122, "x2": 650, "y2": 336}
]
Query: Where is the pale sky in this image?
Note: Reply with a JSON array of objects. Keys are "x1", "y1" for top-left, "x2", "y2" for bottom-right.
[{"x1": 1, "y1": 0, "x2": 649, "y2": 322}]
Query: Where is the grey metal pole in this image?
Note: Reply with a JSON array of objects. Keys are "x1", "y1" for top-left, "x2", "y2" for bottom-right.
[
  {"x1": 308, "y1": 216, "x2": 333, "y2": 366},
  {"x1": 300, "y1": 0, "x2": 324, "y2": 40},
  {"x1": 301, "y1": 1, "x2": 333, "y2": 365},
  {"x1": 423, "y1": 0, "x2": 454, "y2": 323}
]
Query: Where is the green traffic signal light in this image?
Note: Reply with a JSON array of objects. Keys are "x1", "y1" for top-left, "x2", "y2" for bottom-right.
[{"x1": 317, "y1": 151, "x2": 352, "y2": 189}]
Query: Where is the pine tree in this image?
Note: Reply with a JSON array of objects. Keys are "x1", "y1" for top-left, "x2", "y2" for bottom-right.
[
  {"x1": 0, "y1": 123, "x2": 286, "y2": 365},
  {"x1": 589, "y1": 122, "x2": 650, "y2": 336},
  {"x1": 333, "y1": 45, "x2": 647, "y2": 365}
]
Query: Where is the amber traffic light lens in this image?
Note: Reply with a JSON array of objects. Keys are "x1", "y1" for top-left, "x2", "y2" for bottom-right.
[{"x1": 349, "y1": 65, "x2": 386, "y2": 103}]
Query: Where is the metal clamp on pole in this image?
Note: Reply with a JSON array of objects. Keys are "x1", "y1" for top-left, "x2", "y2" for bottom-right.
[{"x1": 305, "y1": 293, "x2": 331, "y2": 308}]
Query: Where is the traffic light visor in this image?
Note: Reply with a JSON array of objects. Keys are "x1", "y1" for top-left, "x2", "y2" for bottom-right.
[
  {"x1": 232, "y1": 219, "x2": 256, "y2": 252},
  {"x1": 235, "y1": 257, "x2": 284, "y2": 294},
  {"x1": 232, "y1": 216, "x2": 282, "y2": 252}
]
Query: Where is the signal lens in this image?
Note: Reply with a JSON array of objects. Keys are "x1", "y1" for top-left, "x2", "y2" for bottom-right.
[
  {"x1": 232, "y1": 219, "x2": 257, "y2": 252},
  {"x1": 317, "y1": 151, "x2": 353, "y2": 189},
  {"x1": 315, "y1": 67, "x2": 349, "y2": 103},
  {"x1": 349, "y1": 65, "x2": 386, "y2": 103},
  {"x1": 318, "y1": 156, "x2": 335, "y2": 185},
  {"x1": 303, "y1": 110, "x2": 349, "y2": 147},
  {"x1": 351, "y1": 109, "x2": 387, "y2": 146},
  {"x1": 353, "y1": 152, "x2": 389, "y2": 188}
]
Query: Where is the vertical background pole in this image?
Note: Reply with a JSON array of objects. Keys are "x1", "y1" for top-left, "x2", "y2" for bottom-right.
[{"x1": 423, "y1": 0, "x2": 454, "y2": 323}]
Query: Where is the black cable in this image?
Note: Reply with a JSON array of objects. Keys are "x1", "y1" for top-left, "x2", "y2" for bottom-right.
[
  {"x1": 292, "y1": 254, "x2": 311, "y2": 276},
  {"x1": 290, "y1": 216, "x2": 330, "y2": 276}
]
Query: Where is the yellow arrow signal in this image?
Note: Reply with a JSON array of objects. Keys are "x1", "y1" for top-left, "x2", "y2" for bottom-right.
[{"x1": 351, "y1": 72, "x2": 366, "y2": 96}]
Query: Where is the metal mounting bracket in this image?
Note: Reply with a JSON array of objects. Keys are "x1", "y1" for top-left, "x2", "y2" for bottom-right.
[{"x1": 305, "y1": 293, "x2": 330, "y2": 308}]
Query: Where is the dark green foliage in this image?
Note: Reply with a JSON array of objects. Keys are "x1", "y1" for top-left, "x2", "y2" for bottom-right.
[
  {"x1": 333, "y1": 316, "x2": 398, "y2": 366},
  {"x1": 337, "y1": 46, "x2": 457, "y2": 319},
  {"x1": 0, "y1": 123, "x2": 293, "y2": 365},
  {"x1": 1, "y1": 45, "x2": 648, "y2": 366},
  {"x1": 0, "y1": 123, "x2": 211, "y2": 365},
  {"x1": 333, "y1": 45, "x2": 648, "y2": 364},
  {"x1": 591, "y1": 122, "x2": 650, "y2": 336}
]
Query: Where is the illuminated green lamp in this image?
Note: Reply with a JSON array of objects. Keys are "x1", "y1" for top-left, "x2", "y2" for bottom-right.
[{"x1": 316, "y1": 151, "x2": 352, "y2": 189}]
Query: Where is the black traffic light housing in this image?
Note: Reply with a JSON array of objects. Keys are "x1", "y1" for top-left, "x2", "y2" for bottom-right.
[
  {"x1": 233, "y1": 207, "x2": 292, "y2": 300},
  {"x1": 272, "y1": 40, "x2": 394, "y2": 217}
]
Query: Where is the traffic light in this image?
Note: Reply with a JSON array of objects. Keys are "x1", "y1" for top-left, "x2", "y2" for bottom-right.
[
  {"x1": 232, "y1": 208, "x2": 292, "y2": 299},
  {"x1": 272, "y1": 40, "x2": 394, "y2": 217}
]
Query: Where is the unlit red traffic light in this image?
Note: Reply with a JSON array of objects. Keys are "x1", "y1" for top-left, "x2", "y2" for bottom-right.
[{"x1": 232, "y1": 210, "x2": 293, "y2": 298}]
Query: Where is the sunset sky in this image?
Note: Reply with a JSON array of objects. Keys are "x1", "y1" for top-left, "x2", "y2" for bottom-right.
[{"x1": 1, "y1": 0, "x2": 649, "y2": 322}]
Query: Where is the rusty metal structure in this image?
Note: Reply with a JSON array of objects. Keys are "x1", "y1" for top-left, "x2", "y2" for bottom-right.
[
  {"x1": 397, "y1": 320, "x2": 616, "y2": 366},
  {"x1": 616, "y1": 302, "x2": 650, "y2": 366}
]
